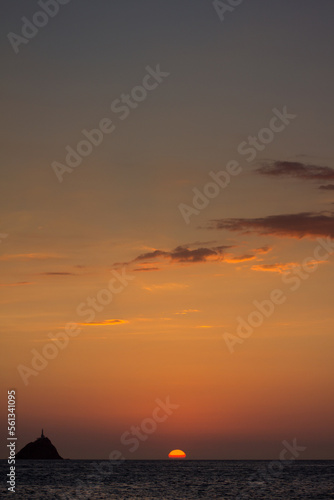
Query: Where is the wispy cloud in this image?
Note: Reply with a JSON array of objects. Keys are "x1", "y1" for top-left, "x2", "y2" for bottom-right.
[
  {"x1": 174, "y1": 309, "x2": 200, "y2": 315},
  {"x1": 252, "y1": 245, "x2": 272, "y2": 254},
  {"x1": 0, "y1": 253, "x2": 64, "y2": 262},
  {"x1": 223, "y1": 246, "x2": 273, "y2": 263},
  {"x1": 257, "y1": 161, "x2": 334, "y2": 184},
  {"x1": 207, "y1": 211, "x2": 334, "y2": 239},
  {"x1": 224, "y1": 253, "x2": 257, "y2": 263},
  {"x1": 116, "y1": 243, "x2": 233, "y2": 270},
  {"x1": 134, "y1": 245, "x2": 231, "y2": 264},
  {"x1": 143, "y1": 283, "x2": 189, "y2": 292},
  {"x1": 78, "y1": 319, "x2": 129, "y2": 326},
  {"x1": 133, "y1": 267, "x2": 160, "y2": 272},
  {"x1": 39, "y1": 272, "x2": 76, "y2": 276},
  {"x1": 251, "y1": 262, "x2": 299, "y2": 274},
  {"x1": 251, "y1": 260, "x2": 327, "y2": 274},
  {"x1": 319, "y1": 184, "x2": 334, "y2": 191},
  {"x1": 0, "y1": 281, "x2": 35, "y2": 287}
]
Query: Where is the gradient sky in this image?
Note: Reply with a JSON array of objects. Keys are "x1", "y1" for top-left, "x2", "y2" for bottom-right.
[{"x1": 1, "y1": 0, "x2": 334, "y2": 459}]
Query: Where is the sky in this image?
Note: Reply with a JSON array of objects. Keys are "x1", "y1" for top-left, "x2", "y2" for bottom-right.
[{"x1": 1, "y1": 0, "x2": 334, "y2": 459}]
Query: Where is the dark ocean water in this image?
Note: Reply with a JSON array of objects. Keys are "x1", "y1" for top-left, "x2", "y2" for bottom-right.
[{"x1": 1, "y1": 460, "x2": 333, "y2": 499}]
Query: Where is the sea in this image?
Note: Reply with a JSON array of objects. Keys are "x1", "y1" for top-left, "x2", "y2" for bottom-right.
[{"x1": 1, "y1": 460, "x2": 333, "y2": 499}]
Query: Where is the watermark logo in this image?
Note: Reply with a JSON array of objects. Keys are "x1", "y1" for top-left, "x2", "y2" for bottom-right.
[
  {"x1": 17, "y1": 268, "x2": 134, "y2": 385},
  {"x1": 178, "y1": 107, "x2": 296, "y2": 224},
  {"x1": 7, "y1": 390, "x2": 16, "y2": 494},
  {"x1": 237, "y1": 439, "x2": 306, "y2": 499},
  {"x1": 223, "y1": 237, "x2": 334, "y2": 353},
  {"x1": 51, "y1": 64, "x2": 170, "y2": 183},
  {"x1": 59, "y1": 397, "x2": 179, "y2": 499},
  {"x1": 213, "y1": 0, "x2": 244, "y2": 22}
]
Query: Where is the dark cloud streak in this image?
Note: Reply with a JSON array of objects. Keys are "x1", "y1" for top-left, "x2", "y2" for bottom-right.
[
  {"x1": 117, "y1": 244, "x2": 234, "y2": 269},
  {"x1": 133, "y1": 267, "x2": 160, "y2": 272},
  {"x1": 208, "y1": 212, "x2": 334, "y2": 239},
  {"x1": 134, "y1": 244, "x2": 233, "y2": 264},
  {"x1": 40, "y1": 272, "x2": 76, "y2": 276},
  {"x1": 257, "y1": 161, "x2": 334, "y2": 186}
]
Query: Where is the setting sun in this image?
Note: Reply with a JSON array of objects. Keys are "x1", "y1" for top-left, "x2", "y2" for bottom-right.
[{"x1": 168, "y1": 449, "x2": 186, "y2": 459}]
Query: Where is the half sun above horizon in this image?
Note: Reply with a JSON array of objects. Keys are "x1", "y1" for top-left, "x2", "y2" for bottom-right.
[{"x1": 168, "y1": 449, "x2": 186, "y2": 459}]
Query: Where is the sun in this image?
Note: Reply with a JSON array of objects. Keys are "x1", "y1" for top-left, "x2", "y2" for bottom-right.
[{"x1": 168, "y1": 449, "x2": 186, "y2": 459}]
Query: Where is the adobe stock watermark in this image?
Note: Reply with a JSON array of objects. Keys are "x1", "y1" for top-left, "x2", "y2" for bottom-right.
[
  {"x1": 51, "y1": 64, "x2": 170, "y2": 183},
  {"x1": 7, "y1": 0, "x2": 71, "y2": 55},
  {"x1": 236, "y1": 439, "x2": 306, "y2": 499},
  {"x1": 213, "y1": 0, "x2": 244, "y2": 22},
  {"x1": 178, "y1": 106, "x2": 297, "y2": 224},
  {"x1": 0, "y1": 233, "x2": 9, "y2": 244},
  {"x1": 223, "y1": 237, "x2": 334, "y2": 353},
  {"x1": 17, "y1": 267, "x2": 134, "y2": 385},
  {"x1": 60, "y1": 397, "x2": 180, "y2": 500}
]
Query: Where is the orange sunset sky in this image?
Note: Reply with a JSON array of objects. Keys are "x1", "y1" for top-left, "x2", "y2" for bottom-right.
[{"x1": 1, "y1": 1, "x2": 334, "y2": 459}]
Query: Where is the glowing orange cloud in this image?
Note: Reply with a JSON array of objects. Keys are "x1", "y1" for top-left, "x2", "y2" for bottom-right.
[
  {"x1": 174, "y1": 309, "x2": 200, "y2": 315},
  {"x1": 143, "y1": 283, "x2": 189, "y2": 292},
  {"x1": 224, "y1": 254, "x2": 257, "y2": 263},
  {"x1": 78, "y1": 319, "x2": 129, "y2": 327},
  {"x1": 168, "y1": 449, "x2": 186, "y2": 459},
  {"x1": 251, "y1": 259, "x2": 327, "y2": 274},
  {"x1": 251, "y1": 262, "x2": 299, "y2": 274}
]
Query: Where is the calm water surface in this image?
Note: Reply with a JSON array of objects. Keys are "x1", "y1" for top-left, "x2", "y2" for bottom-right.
[{"x1": 1, "y1": 460, "x2": 333, "y2": 499}]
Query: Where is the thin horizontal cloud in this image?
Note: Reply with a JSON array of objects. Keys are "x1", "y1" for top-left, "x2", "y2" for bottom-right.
[
  {"x1": 0, "y1": 253, "x2": 64, "y2": 262},
  {"x1": 319, "y1": 184, "x2": 334, "y2": 190},
  {"x1": 143, "y1": 283, "x2": 189, "y2": 292},
  {"x1": 78, "y1": 319, "x2": 129, "y2": 326},
  {"x1": 251, "y1": 263, "x2": 299, "y2": 274},
  {"x1": 257, "y1": 161, "x2": 334, "y2": 182},
  {"x1": 40, "y1": 272, "x2": 76, "y2": 276},
  {"x1": 134, "y1": 245, "x2": 231, "y2": 264},
  {"x1": 133, "y1": 267, "x2": 160, "y2": 272},
  {"x1": 47, "y1": 336, "x2": 108, "y2": 341},
  {"x1": 208, "y1": 211, "x2": 334, "y2": 239},
  {"x1": 252, "y1": 260, "x2": 327, "y2": 274},
  {"x1": 116, "y1": 244, "x2": 234, "y2": 270},
  {"x1": 133, "y1": 317, "x2": 154, "y2": 322},
  {"x1": 0, "y1": 281, "x2": 34, "y2": 287},
  {"x1": 222, "y1": 246, "x2": 273, "y2": 264},
  {"x1": 252, "y1": 246, "x2": 272, "y2": 254},
  {"x1": 174, "y1": 309, "x2": 200, "y2": 315},
  {"x1": 224, "y1": 253, "x2": 257, "y2": 263}
]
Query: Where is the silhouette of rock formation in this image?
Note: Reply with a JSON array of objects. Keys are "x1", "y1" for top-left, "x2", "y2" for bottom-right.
[{"x1": 16, "y1": 429, "x2": 63, "y2": 460}]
